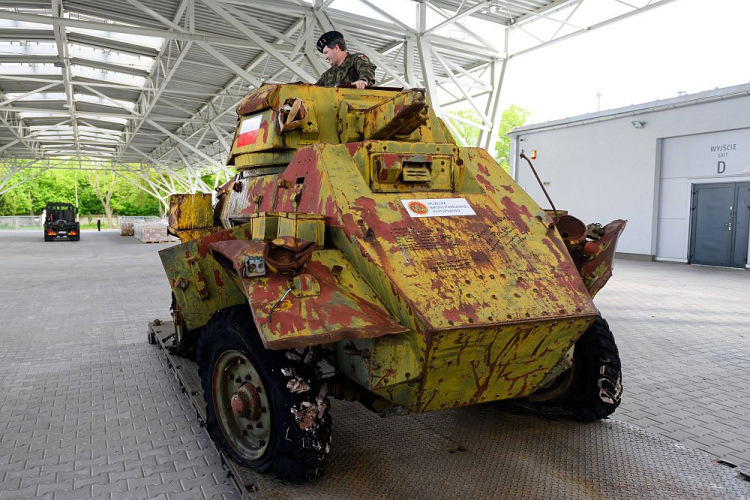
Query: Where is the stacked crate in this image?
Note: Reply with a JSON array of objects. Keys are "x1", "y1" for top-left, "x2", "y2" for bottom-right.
[
  {"x1": 120, "y1": 221, "x2": 135, "y2": 236},
  {"x1": 134, "y1": 222, "x2": 178, "y2": 243}
]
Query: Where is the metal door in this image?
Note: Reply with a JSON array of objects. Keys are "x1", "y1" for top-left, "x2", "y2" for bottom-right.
[
  {"x1": 690, "y1": 184, "x2": 734, "y2": 266},
  {"x1": 732, "y1": 183, "x2": 750, "y2": 268},
  {"x1": 690, "y1": 182, "x2": 750, "y2": 268}
]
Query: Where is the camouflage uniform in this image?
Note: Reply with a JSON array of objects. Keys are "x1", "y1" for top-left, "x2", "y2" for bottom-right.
[{"x1": 315, "y1": 52, "x2": 376, "y2": 87}]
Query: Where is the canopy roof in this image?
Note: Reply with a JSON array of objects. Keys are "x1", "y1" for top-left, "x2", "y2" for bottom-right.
[{"x1": 0, "y1": 0, "x2": 674, "y2": 180}]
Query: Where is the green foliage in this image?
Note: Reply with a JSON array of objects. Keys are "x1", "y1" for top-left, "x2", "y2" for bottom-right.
[
  {"x1": 0, "y1": 162, "x2": 163, "y2": 216},
  {"x1": 447, "y1": 104, "x2": 530, "y2": 171}
]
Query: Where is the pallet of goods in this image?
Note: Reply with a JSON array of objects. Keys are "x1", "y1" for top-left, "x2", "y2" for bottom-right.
[
  {"x1": 134, "y1": 222, "x2": 178, "y2": 243},
  {"x1": 120, "y1": 221, "x2": 134, "y2": 236}
]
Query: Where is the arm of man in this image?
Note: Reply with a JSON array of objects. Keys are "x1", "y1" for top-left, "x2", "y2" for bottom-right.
[{"x1": 353, "y1": 54, "x2": 377, "y2": 88}]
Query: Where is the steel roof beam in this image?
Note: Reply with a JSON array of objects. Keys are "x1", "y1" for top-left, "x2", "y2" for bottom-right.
[
  {"x1": 0, "y1": 83, "x2": 62, "y2": 108},
  {"x1": 509, "y1": 0, "x2": 677, "y2": 57},
  {"x1": 201, "y1": 0, "x2": 316, "y2": 83},
  {"x1": 0, "y1": 9, "x2": 295, "y2": 51},
  {"x1": 69, "y1": 57, "x2": 151, "y2": 79},
  {"x1": 423, "y1": 0, "x2": 492, "y2": 36},
  {"x1": 145, "y1": 118, "x2": 232, "y2": 174},
  {"x1": 51, "y1": 0, "x2": 81, "y2": 161},
  {"x1": 67, "y1": 32, "x2": 160, "y2": 58},
  {"x1": 426, "y1": 1, "x2": 501, "y2": 54},
  {"x1": 0, "y1": 55, "x2": 59, "y2": 64},
  {"x1": 0, "y1": 28, "x2": 55, "y2": 41},
  {"x1": 146, "y1": 16, "x2": 308, "y2": 170},
  {"x1": 114, "y1": 0, "x2": 194, "y2": 163},
  {"x1": 513, "y1": 0, "x2": 581, "y2": 26},
  {"x1": 0, "y1": 90, "x2": 43, "y2": 157}
]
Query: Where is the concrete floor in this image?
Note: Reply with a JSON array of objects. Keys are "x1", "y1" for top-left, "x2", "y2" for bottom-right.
[{"x1": 0, "y1": 229, "x2": 749, "y2": 499}]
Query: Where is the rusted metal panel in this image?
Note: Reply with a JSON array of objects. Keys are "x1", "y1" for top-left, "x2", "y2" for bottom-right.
[
  {"x1": 234, "y1": 151, "x2": 295, "y2": 169},
  {"x1": 208, "y1": 244, "x2": 408, "y2": 349},
  {"x1": 581, "y1": 219, "x2": 628, "y2": 298},
  {"x1": 236, "y1": 84, "x2": 281, "y2": 116},
  {"x1": 164, "y1": 83, "x2": 624, "y2": 416},
  {"x1": 419, "y1": 317, "x2": 593, "y2": 411},
  {"x1": 225, "y1": 140, "x2": 600, "y2": 411},
  {"x1": 167, "y1": 193, "x2": 222, "y2": 244},
  {"x1": 363, "y1": 89, "x2": 428, "y2": 140},
  {"x1": 276, "y1": 212, "x2": 325, "y2": 248},
  {"x1": 228, "y1": 85, "x2": 449, "y2": 169},
  {"x1": 174, "y1": 227, "x2": 224, "y2": 244},
  {"x1": 294, "y1": 143, "x2": 600, "y2": 333},
  {"x1": 159, "y1": 225, "x2": 251, "y2": 332},
  {"x1": 168, "y1": 193, "x2": 214, "y2": 230}
]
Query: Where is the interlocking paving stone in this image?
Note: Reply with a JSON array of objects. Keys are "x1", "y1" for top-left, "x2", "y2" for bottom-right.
[
  {"x1": 0, "y1": 231, "x2": 238, "y2": 500},
  {"x1": 0, "y1": 230, "x2": 748, "y2": 499},
  {"x1": 595, "y1": 259, "x2": 750, "y2": 469}
]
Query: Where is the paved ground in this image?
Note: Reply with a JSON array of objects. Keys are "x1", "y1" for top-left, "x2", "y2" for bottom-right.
[
  {"x1": 0, "y1": 231, "x2": 237, "y2": 500},
  {"x1": 0, "y1": 229, "x2": 748, "y2": 499},
  {"x1": 596, "y1": 260, "x2": 750, "y2": 469}
]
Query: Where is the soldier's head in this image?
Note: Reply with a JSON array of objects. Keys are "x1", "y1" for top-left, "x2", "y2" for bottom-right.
[{"x1": 317, "y1": 31, "x2": 348, "y2": 67}]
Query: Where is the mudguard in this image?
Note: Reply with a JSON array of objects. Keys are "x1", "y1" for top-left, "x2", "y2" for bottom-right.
[{"x1": 209, "y1": 240, "x2": 408, "y2": 349}]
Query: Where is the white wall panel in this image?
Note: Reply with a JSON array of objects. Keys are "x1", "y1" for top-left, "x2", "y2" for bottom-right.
[
  {"x1": 511, "y1": 85, "x2": 750, "y2": 258},
  {"x1": 657, "y1": 177, "x2": 687, "y2": 220},
  {"x1": 655, "y1": 218, "x2": 687, "y2": 260}
]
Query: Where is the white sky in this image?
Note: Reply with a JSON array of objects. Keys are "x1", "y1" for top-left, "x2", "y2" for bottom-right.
[{"x1": 498, "y1": 0, "x2": 750, "y2": 124}]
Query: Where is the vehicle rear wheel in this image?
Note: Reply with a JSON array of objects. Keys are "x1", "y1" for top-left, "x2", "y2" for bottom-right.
[
  {"x1": 520, "y1": 315, "x2": 622, "y2": 422},
  {"x1": 197, "y1": 305, "x2": 331, "y2": 483}
]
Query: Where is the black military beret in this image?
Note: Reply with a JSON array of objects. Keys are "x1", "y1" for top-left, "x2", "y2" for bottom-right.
[{"x1": 317, "y1": 31, "x2": 344, "y2": 52}]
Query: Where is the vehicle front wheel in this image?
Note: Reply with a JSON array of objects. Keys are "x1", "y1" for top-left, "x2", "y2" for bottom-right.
[
  {"x1": 197, "y1": 305, "x2": 331, "y2": 483},
  {"x1": 522, "y1": 315, "x2": 623, "y2": 422}
]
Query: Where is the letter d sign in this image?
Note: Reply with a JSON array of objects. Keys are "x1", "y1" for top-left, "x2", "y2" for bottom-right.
[{"x1": 718, "y1": 161, "x2": 726, "y2": 174}]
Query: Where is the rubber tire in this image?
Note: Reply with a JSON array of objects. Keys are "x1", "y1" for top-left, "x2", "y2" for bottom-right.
[
  {"x1": 522, "y1": 316, "x2": 622, "y2": 422},
  {"x1": 197, "y1": 305, "x2": 331, "y2": 483}
]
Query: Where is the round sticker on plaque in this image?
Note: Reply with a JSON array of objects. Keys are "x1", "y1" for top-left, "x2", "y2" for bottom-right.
[
  {"x1": 401, "y1": 198, "x2": 476, "y2": 218},
  {"x1": 407, "y1": 201, "x2": 429, "y2": 215}
]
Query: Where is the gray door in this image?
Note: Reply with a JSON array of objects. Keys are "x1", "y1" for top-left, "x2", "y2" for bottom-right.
[
  {"x1": 733, "y1": 183, "x2": 750, "y2": 268},
  {"x1": 690, "y1": 182, "x2": 750, "y2": 268}
]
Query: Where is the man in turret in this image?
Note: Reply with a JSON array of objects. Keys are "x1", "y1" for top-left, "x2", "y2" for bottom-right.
[{"x1": 315, "y1": 31, "x2": 376, "y2": 89}]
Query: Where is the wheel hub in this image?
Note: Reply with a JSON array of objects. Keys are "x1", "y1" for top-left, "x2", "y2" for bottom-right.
[
  {"x1": 231, "y1": 382, "x2": 261, "y2": 420},
  {"x1": 212, "y1": 349, "x2": 272, "y2": 460}
]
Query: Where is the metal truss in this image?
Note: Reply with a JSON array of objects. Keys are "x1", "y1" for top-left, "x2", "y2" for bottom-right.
[{"x1": 0, "y1": 0, "x2": 676, "y2": 199}]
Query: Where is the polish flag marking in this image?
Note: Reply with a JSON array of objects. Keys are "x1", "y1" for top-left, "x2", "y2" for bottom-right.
[{"x1": 237, "y1": 115, "x2": 263, "y2": 147}]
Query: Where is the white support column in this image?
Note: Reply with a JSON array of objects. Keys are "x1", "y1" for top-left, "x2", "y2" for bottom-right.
[
  {"x1": 405, "y1": 37, "x2": 418, "y2": 86},
  {"x1": 479, "y1": 56, "x2": 508, "y2": 156}
]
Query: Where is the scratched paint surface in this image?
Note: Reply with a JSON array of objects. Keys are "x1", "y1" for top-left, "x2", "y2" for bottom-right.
[
  {"x1": 241, "y1": 250, "x2": 407, "y2": 349},
  {"x1": 159, "y1": 224, "x2": 251, "y2": 331},
  {"x1": 166, "y1": 83, "x2": 623, "y2": 412},
  {"x1": 581, "y1": 219, "x2": 627, "y2": 298},
  {"x1": 227, "y1": 84, "x2": 452, "y2": 169}
]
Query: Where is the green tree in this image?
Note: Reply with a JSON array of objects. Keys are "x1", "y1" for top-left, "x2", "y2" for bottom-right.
[
  {"x1": 0, "y1": 163, "x2": 163, "y2": 217},
  {"x1": 447, "y1": 104, "x2": 530, "y2": 171}
]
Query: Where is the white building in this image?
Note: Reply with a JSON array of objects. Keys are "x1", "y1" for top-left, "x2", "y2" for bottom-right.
[{"x1": 508, "y1": 83, "x2": 750, "y2": 269}]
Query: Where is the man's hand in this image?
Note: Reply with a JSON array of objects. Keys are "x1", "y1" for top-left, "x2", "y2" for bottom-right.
[{"x1": 353, "y1": 79, "x2": 367, "y2": 89}]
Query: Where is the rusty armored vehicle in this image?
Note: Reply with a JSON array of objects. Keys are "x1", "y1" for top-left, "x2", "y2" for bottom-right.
[{"x1": 158, "y1": 83, "x2": 627, "y2": 483}]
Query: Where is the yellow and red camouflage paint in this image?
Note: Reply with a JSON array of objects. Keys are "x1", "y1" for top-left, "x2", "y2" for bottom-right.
[{"x1": 164, "y1": 84, "x2": 625, "y2": 412}]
